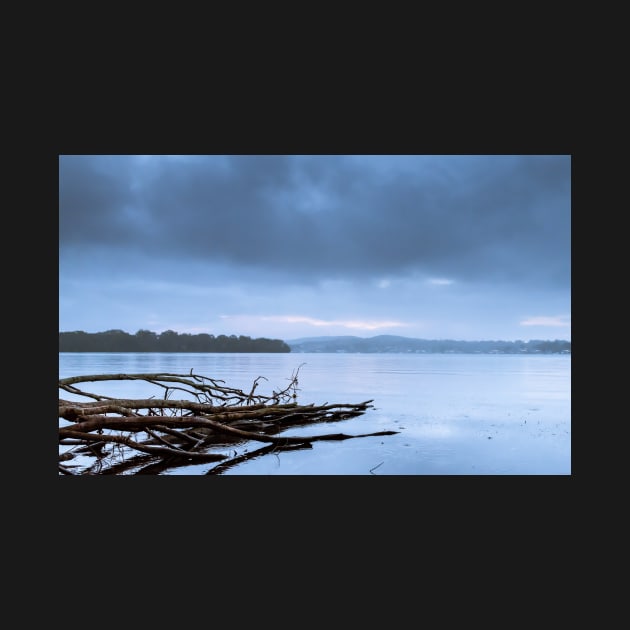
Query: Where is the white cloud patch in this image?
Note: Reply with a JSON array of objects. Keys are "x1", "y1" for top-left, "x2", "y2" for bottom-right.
[
  {"x1": 427, "y1": 277, "x2": 454, "y2": 286},
  {"x1": 222, "y1": 314, "x2": 408, "y2": 331},
  {"x1": 519, "y1": 315, "x2": 571, "y2": 327}
]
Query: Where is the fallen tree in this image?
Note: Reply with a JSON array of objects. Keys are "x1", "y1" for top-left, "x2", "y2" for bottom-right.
[{"x1": 59, "y1": 365, "x2": 397, "y2": 475}]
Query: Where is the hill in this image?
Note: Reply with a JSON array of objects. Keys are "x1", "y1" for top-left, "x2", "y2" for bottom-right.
[{"x1": 285, "y1": 335, "x2": 570, "y2": 354}]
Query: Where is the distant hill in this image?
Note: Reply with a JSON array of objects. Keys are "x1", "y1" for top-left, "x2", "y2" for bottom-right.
[{"x1": 285, "y1": 335, "x2": 570, "y2": 354}]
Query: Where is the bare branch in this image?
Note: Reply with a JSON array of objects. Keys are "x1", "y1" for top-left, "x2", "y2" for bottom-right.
[{"x1": 58, "y1": 370, "x2": 396, "y2": 475}]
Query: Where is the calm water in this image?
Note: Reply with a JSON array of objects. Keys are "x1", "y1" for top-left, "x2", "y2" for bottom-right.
[{"x1": 58, "y1": 352, "x2": 571, "y2": 475}]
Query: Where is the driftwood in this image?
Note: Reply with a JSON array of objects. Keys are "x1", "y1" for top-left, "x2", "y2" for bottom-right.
[{"x1": 59, "y1": 365, "x2": 397, "y2": 475}]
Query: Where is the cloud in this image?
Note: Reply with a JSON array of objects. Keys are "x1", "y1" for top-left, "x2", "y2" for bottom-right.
[
  {"x1": 427, "y1": 277, "x2": 454, "y2": 286},
  {"x1": 221, "y1": 314, "x2": 409, "y2": 331},
  {"x1": 519, "y1": 315, "x2": 571, "y2": 327},
  {"x1": 59, "y1": 155, "x2": 571, "y2": 288}
]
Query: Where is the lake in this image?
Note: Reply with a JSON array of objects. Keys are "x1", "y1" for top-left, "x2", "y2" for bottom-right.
[{"x1": 58, "y1": 352, "x2": 571, "y2": 475}]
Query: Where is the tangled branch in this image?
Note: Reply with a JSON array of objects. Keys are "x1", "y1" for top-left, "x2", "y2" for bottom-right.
[{"x1": 59, "y1": 366, "x2": 397, "y2": 475}]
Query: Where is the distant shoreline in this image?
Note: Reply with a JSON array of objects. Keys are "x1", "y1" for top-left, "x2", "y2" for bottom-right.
[
  {"x1": 286, "y1": 335, "x2": 570, "y2": 355},
  {"x1": 59, "y1": 331, "x2": 570, "y2": 355}
]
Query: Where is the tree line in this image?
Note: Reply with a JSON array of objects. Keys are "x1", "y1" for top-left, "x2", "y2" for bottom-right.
[
  {"x1": 59, "y1": 329, "x2": 291, "y2": 353},
  {"x1": 289, "y1": 335, "x2": 571, "y2": 354}
]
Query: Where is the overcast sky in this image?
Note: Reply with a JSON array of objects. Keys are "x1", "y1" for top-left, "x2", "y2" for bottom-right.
[{"x1": 59, "y1": 155, "x2": 571, "y2": 342}]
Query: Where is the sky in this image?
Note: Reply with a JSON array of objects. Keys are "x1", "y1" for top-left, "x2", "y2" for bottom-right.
[{"x1": 59, "y1": 155, "x2": 571, "y2": 342}]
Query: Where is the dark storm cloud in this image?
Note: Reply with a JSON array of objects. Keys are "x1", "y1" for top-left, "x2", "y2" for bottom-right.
[
  {"x1": 59, "y1": 155, "x2": 570, "y2": 287},
  {"x1": 59, "y1": 156, "x2": 138, "y2": 245}
]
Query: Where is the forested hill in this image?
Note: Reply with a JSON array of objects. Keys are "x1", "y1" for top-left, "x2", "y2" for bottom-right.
[{"x1": 59, "y1": 330, "x2": 291, "y2": 353}]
